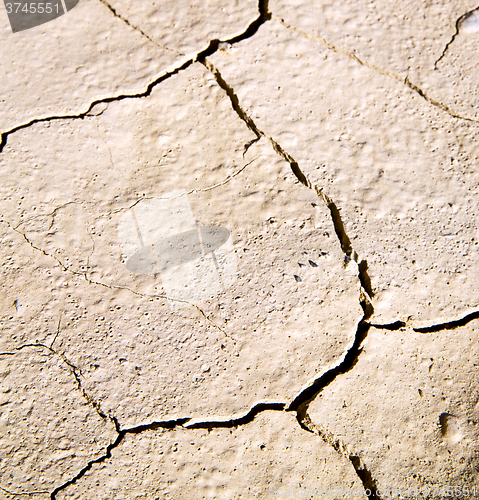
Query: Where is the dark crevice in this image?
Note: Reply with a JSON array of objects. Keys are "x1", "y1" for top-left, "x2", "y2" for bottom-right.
[
  {"x1": 287, "y1": 321, "x2": 370, "y2": 411},
  {"x1": 201, "y1": 59, "x2": 262, "y2": 140},
  {"x1": 370, "y1": 320, "x2": 407, "y2": 331},
  {"x1": 242, "y1": 136, "x2": 261, "y2": 156},
  {"x1": 49, "y1": 404, "x2": 288, "y2": 498},
  {"x1": 287, "y1": 295, "x2": 373, "y2": 413},
  {"x1": 125, "y1": 417, "x2": 191, "y2": 434},
  {"x1": 271, "y1": 142, "x2": 311, "y2": 188},
  {"x1": 184, "y1": 402, "x2": 285, "y2": 429},
  {"x1": 322, "y1": 193, "x2": 354, "y2": 258},
  {"x1": 317, "y1": 191, "x2": 374, "y2": 299},
  {"x1": 0, "y1": 0, "x2": 271, "y2": 154},
  {"x1": 50, "y1": 400, "x2": 381, "y2": 499},
  {"x1": 0, "y1": 58, "x2": 193, "y2": 154},
  {"x1": 371, "y1": 308, "x2": 479, "y2": 333},
  {"x1": 196, "y1": 0, "x2": 271, "y2": 62},
  {"x1": 413, "y1": 309, "x2": 479, "y2": 333},
  {"x1": 434, "y1": 6, "x2": 479, "y2": 69},
  {"x1": 202, "y1": 60, "x2": 375, "y2": 302},
  {"x1": 358, "y1": 260, "x2": 374, "y2": 298},
  {"x1": 349, "y1": 455, "x2": 382, "y2": 499},
  {"x1": 50, "y1": 419, "x2": 123, "y2": 500}
]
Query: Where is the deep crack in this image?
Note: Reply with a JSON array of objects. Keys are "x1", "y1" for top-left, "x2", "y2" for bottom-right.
[
  {"x1": 434, "y1": 6, "x2": 479, "y2": 69},
  {"x1": 371, "y1": 308, "x2": 479, "y2": 332},
  {"x1": 287, "y1": 293, "x2": 373, "y2": 413},
  {"x1": 194, "y1": 0, "x2": 271, "y2": 62},
  {"x1": 48, "y1": 400, "x2": 379, "y2": 499},
  {"x1": 370, "y1": 320, "x2": 407, "y2": 331},
  {"x1": 201, "y1": 58, "x2": 375, "y2": 301},
  {"x1": 49, "y1": 404, "x2": 292, "y2": 499},
  {"x1": 184, "y1": 402, "x2": 285, "y2": 429},
  {"x1": 50, "y1": 416, "x2": 126, "y2": 500},
  {"x1": 413, "y1": 309, "x2": 479, "y2": 333}
]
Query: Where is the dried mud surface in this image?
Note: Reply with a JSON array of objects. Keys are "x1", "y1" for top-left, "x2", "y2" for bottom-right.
[{"x1": 1, "y1": 0, "x2": 478, "y2": 498}]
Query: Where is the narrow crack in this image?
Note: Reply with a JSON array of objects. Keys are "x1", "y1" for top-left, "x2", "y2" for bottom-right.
[
  {"x1": 0, "y1": 0, "x2": 271, "y2": 153},
  {"x1": 2, "y1": 220, "x2": 238, "y2": 344},
  {"x1": 98, "y1": 0, "x2": 182, "y2": 55},
  {"x1": 434, "y1": 6, "x2": 479, "y2": 69},
  {"x1": 8, "y1": 154, "x2": 257, "y2": 225},
  {"x1": 276, "y1": 16, "x2": 479, "y2": 124},
  {"x1": 8, "y1": 201, "x2": 82, "y2": 233},
  {"x1": 0, "y1": 323, "x2": 109, "y2": 422}
]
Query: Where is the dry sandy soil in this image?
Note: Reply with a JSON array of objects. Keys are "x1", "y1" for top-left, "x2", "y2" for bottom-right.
[{"x1": 1, "y1": 0, "x2": 479, "y2": 498}]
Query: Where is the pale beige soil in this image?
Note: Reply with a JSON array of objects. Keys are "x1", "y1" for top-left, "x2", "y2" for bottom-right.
[{"x1": 1, "y1": 0, "x2": 478, "y2": 498}]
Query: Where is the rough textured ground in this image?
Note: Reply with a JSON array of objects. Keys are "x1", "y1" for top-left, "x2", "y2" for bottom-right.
[{"x1": 0, "y1": 0, "x2": 478, "y2": 498}]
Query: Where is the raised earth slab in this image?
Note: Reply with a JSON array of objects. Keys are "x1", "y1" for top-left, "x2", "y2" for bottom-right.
[
  {"x1": 56, "y1": 411, "x2": 366, "y2": 500},
  {"x1": 0, "y1": 0, "x2": 258, "y2": 135},
  {"x1": 0, "y1": 345, "x2": 117, "y2": 496},
  {"x1": 209, "y1": 19, "x2": 479, "y2": 326},
  {"x1": 309, "y1": 320, "x2": 479, "y2": 498},
  {"x1": 272, "y1": 0, "x2": 479, "y2": 120},
  {"x1": 0, "y1": 63, "x2": 363, "y2": 428}
]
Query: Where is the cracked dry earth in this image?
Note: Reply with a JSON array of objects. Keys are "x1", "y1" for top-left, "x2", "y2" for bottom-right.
[{"x1": 1, "y1": 0, "x2": 479, "y2": 499}]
